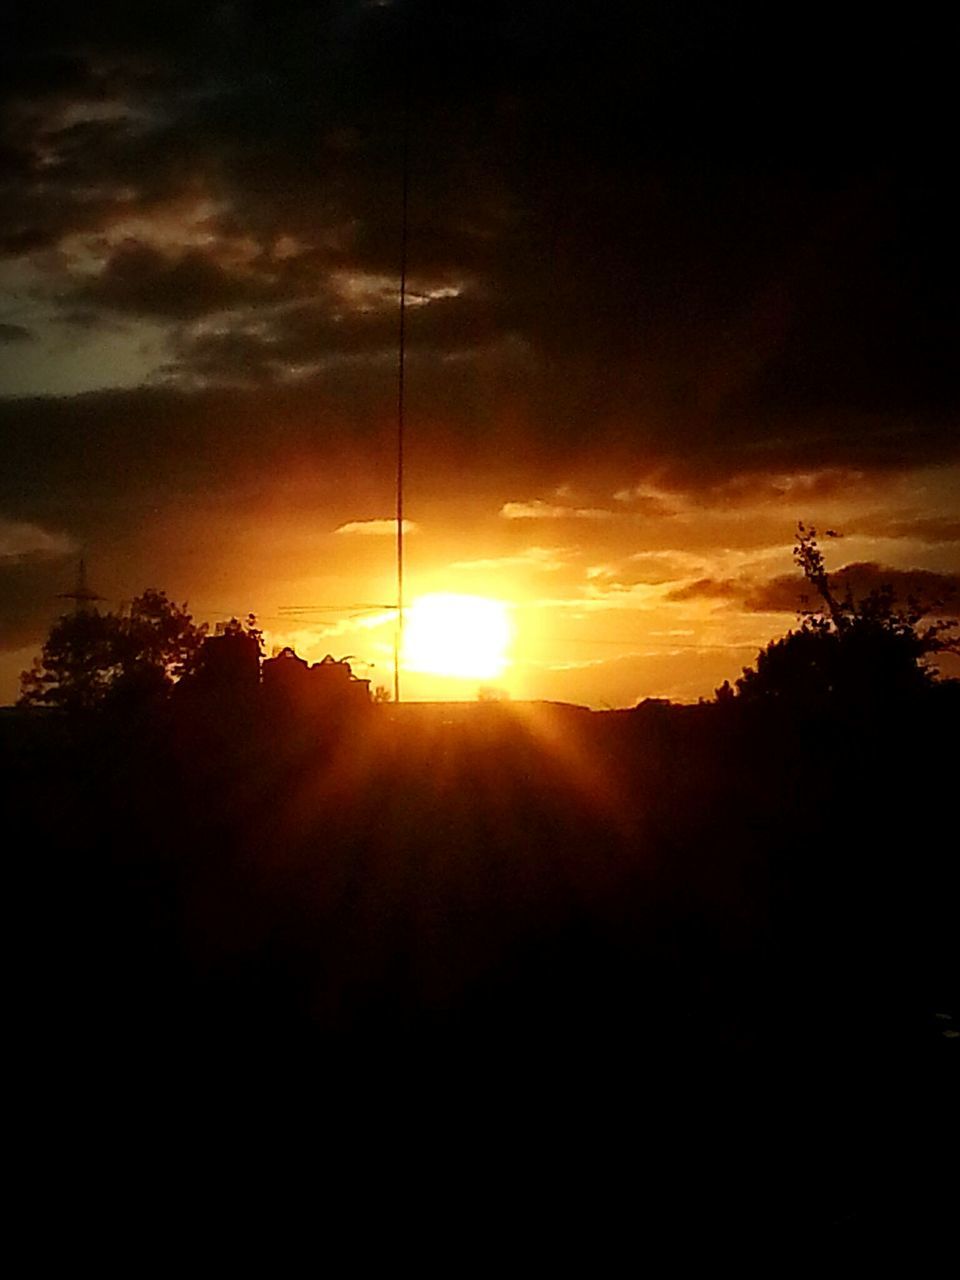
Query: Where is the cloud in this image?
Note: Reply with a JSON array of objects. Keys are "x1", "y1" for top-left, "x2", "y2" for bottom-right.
[
  {"x1": 0, "y1": 518, "x2": 76, "y2": 658},
  {"x1": 744, "y1": 563, "x2": 960, "y2": 614},
  {"x1": 627, "y1": 550, "x2": 709, "y2": 584},
  {"x1": 0, "y1": 540, "x2": 78, "y2": 655},
  {"x1": 450, "y1": 546, "x2": 572, "y2": 572},
  {"x1": 0, "y1": 518, "x2": 74, "y2": 560},
  {"x1": 150, "y1": 281, "x2": 507, "y2": 386},
  {"x1": 666, "y1": 563, "x2": 960, "y2": 614},
  {"x1": 846, "y1": 515, "x2": 960, "y2": 545},
  {"x1": 336, "y1": 519, "x2": 419, "y2": 536},
  {"x1": 691, "y1": 468, "x2": 872, "y2": 510},
  {"x1": 500, "y1": 500, "x2": 616, "y2": 521},
  {"x1": 0, "y1": 323, "x2": 33, "y2": 344},
  {"x1": 610, "y1": 483, "x2": 679, "y2": 515},
  {"x1": 0, "y1": 381, "x2": 401, "y2": 527},
  {"x1": 665, "y1": 578, "x2": 741, "y2": 604},
  {"x1": 71, "y1": 243, "x2": 288, "y2": 320}
]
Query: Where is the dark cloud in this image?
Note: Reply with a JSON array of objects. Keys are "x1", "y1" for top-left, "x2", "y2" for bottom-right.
[
  {"x1": 2, "y1": 2, "x2": 953, "y2": 428},
  {"x1": 666, "y1": 563, "x2": 960, "y2": 615},
  {"x1": 746, "y1": 564, "x2": 960, "y2": 614},
  {"x1": 0, "y1": 323, "x2": 32, "y2": 344},
  {"x1": 0, "y1": 548, "x2": 76, "y2": 654},
  {"x1": 158, "y1": 282, "x2": 512, "y2": 386},
  {"x1": 689, "y1": 469, "x2": 874, "y2": 511},
  {"x1": 72, "y1": 243, "x2": 292, "y2": 319},
  {"x1": 0, "y1": 382, "x2": 391, "y2": 525},
  {"x1": 846, "y1": 516, "x2": 960, "y2": 546},
  {"x1": 665, "y1": 578, "x2": 740, "y2": 604}
]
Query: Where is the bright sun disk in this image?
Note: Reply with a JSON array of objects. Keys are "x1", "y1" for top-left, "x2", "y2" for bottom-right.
[{"x1": 403, "y1": 593, "x2": 512, "y2": 679}]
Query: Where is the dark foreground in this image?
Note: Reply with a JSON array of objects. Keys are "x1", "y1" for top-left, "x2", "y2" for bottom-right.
[{"x1": 5, "y1": 692, "x2": 957, "y2": 1239}]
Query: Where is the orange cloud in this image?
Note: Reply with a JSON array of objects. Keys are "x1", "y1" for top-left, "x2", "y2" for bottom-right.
[
  {"x1": 336, "y1": 519, "x2": 419, "y2": 536},
  {"x1": 500, "y1": 500, "x2": 617, "y2": 521}
]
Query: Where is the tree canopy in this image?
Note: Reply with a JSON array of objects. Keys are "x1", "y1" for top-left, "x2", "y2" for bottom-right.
[
  {"x1": 734, "y1": 524, "x2": 959, "y2": 707},
  {"x1": 20, "y1": 590, "x2": 207, "y2": 713}
]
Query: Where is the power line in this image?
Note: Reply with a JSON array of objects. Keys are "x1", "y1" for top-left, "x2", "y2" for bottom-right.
[{"x1": 277, "y1": 603, "x2": 395, "y2": 614}]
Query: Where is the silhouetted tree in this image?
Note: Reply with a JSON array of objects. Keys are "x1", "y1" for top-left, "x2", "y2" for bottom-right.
[
  {"x1": 20, "y1": 610, "x2": 125, "y2": 713},
  {"x1": 714, "y1": 679, "x2": 735, "y2": 703},
  {"x1": 735, "y1": 524, "x2": 958, "y2": 706},
  {"x1": 19, "y1": 590, "x2": 207, "y2": 712},
  {"x1": 215, "y1": 613, "x2": 264, "y2": 652}
]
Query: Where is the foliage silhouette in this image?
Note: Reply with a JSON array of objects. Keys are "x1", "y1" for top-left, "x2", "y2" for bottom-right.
[
  {"x1": 215, "y1": 612, "x2": 264, "y2": 652},
  {"x1": 734, "y1": 524, "x2": 959, "y2": 707},
  {"x1": 19, "y1": 589, "x2": 207, "y2": 712}
]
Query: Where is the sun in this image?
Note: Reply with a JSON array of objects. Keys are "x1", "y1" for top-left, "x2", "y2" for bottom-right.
[{"x1": 403, "y1": 594, "x2": 512, "y2": 679}]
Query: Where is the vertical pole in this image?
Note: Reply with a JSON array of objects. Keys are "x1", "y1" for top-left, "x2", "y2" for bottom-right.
[{"x1": 395, "y1": 81, "x2": 409, "y2": 706}]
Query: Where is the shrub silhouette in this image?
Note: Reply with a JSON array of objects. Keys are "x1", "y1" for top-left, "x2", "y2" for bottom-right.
[{"x1": 735, "y1": 524, "x2": 958, "y2": 707}]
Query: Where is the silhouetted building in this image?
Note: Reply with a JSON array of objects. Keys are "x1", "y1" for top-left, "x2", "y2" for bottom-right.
[
  {"x1": 194, "y1": 629, "x2": 262, "y2": 696},
  {"x1": 261, "y1": 646, "x2": 310, "y2": 707},
  {"x1": 262, "y1": 649, "x2": 370, "y2": 718}
]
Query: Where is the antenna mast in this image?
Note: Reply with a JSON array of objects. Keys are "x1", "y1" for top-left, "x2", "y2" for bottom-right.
[{"x1": 394, "y1": 80, "x2": 409, "y2": 705}]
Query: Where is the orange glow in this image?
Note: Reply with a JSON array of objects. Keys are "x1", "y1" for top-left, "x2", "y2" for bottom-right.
[{"x1": 403, "y1": 594, "x2": 512, "y2": 679}]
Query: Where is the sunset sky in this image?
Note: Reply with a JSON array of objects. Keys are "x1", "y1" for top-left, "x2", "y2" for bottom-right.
[{"x1": 2, "y1": 1, "x2": 957, "y2": 705}]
